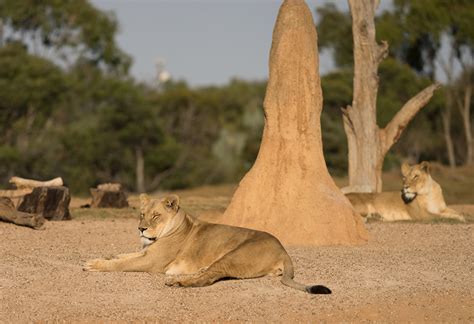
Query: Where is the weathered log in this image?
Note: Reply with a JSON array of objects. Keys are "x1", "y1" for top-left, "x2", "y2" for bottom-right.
[
  {"x1": 0, "y1": 197, "x2": 45, "y2": 229},
  {"x1": 18, "y1": 186, "x2": 71, "y2": 220},
  {"x1": 0, "y1": 189, "x2": 33, "y2": 207},
  {"x1": 0, "y1": 189, "x2": 33, "y2": 197},
  {"x1": 97, "y1": 183, "x2": 122, "y2": 192},
  {"x1": 90, "y1": 188, "x2": 128, "y2": 208},
  {"x1": 9, "y1": 176, "x2": 63, "y2": 189}
]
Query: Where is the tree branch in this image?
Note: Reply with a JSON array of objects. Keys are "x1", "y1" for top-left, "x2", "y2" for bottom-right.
[
  {"x1": 376, "y1": 40, "x2": 389, "y2": 64},
  {"x1": 381, "y1": 82, "x2": 441, "y2": 153},
  {"x1": 341, "y1": 105, "x2": 356, "y2": 134}
]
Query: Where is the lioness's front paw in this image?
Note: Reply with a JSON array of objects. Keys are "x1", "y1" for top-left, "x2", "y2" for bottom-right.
[
  {"x1": 83, "y1": 259, "x2": 108, "y2": 272},
  {"x1": 164, "y1": 276, "x2": 182, "y2": 287}
]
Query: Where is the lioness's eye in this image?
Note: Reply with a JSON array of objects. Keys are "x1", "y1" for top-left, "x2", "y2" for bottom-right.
[
  {"x1": 413, "y1": 175, "x2": 418, "y2": 180},
  {"x1": 153, "y1": 213, "x2": 161, "y2": 220}
]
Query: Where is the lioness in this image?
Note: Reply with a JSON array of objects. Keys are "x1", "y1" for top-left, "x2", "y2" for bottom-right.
[
  {"x1": 346, "y1": 162, "x2": 465, "y2": 222},
  {"x1": 84, "y1": 194, "x2": 331, "y2": 294}
]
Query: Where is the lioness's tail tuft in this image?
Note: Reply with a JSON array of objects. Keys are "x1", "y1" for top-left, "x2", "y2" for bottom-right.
[
  {"x1": 281, "y1": 255, "x2": 331, "y2": 294},
  {"x1": 306, "y1": 285, "x2": 332, "y2": 294}
]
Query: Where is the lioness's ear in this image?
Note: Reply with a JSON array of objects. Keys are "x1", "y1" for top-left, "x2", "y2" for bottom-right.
[
  {"x1": 162, "y1": 194, "x2": 180, "y2": 212},
  {"x1": 139, "y1": 194, "x2": 150, "y2": 207},
  {"x1": 420, "y1": 161, "x2": 430, "y2": 173},
  {"x1": 401, "y1": 162, "x2": 410, "y2": 176}
]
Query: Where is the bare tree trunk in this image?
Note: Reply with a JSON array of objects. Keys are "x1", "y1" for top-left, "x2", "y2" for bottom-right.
[
  {"x1": 343, "y1": 0, "x2": 439, "y2": 193},
  {"x1": 457, "y1": 84, "x2": 472, "y2": 165},
  {"x1": 135, "y1": 147, "x2": 145, "y2": 193},
  {"x1": 0, "y1": 18, "x2": 4, "y2": 47},
  {"x1": 443, "y1": 93, "x2": 457, "y2": 168}
]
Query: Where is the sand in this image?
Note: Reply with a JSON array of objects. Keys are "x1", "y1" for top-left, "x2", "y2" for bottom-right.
[{"x1": 1, "y1": 217, "x2": 472, "y2": 322}]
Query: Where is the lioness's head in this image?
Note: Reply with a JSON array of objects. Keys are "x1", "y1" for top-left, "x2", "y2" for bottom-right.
[
  {"x1": 138, "y1": 194, "x2": 182, "y2": 246},
  {"x1": 401, "y1": 161, "x2": 432, "y2": 204}
]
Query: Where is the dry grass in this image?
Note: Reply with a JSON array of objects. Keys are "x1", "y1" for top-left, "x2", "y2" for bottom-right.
[
  {"x1": 70, "y1": 164, "x2": 473, "y2": 222},
  {"x1": 332, "y1": 163, "x2": 474, "y2": 205}
]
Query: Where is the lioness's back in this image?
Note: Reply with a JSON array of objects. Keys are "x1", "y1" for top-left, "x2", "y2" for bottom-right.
[{"x1": 191, "y1": 219, "x2": 285, "y2": 252}]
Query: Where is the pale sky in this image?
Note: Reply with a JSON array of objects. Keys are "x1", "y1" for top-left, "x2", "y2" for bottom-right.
[{"x1": 90, "y1": 0, "x2": 391, "y2": 86}]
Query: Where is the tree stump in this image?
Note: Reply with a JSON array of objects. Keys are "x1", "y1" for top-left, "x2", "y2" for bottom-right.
[
  {"x1": 0, "y1": 197, "x2": 45, "y2": 229},
  {"x1": 90, "y1": 183, "x2": 128, "y2": 208},
  {"x1": 0, "y1": 189, "x2": 33, "y2": 208},
  {"x1": 17, "y1": 186, "x2": 71, "y2": 221},
  {"x1": 222, "y1": 0, "x2": 368, "y2": 246}
]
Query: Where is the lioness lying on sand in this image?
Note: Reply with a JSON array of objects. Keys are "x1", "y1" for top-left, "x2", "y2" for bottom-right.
[
  {"x1": 346, "y1": 162, "x2": 465, "y2": 222},
  {"x1": 84, "y1": 194, "x2": 331, "y2": 294}
]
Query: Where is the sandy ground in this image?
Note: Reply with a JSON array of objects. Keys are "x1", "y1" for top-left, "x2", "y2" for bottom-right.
[{"x1": 1, "y1": 215, "x2": 473, "y2": 322}]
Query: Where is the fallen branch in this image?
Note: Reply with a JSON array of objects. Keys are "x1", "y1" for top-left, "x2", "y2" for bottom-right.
[
  {"x1": 9, "y1": 176, "x2": 63, "y2": 189},
  {"x1": 0, "y1": 197, "x2": 45, "y2": 229},
  {"x1": 0, "y1": 189, "x2": 33, "y2": 198},
  {"x1": 97, "y1": 183, "x2": 122, "y2": 192}
]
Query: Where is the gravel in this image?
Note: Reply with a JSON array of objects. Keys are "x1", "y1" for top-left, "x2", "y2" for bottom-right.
[{"x1": 0, "y1": 219, "x2": 472, "y2": 322}]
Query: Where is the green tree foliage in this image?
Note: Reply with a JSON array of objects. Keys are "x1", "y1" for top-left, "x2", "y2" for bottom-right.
[
  {"x1": 0, "y1": 0, "x2": 131, "y2": 73},
  {"x1": 0, "y1": 42, "x2": 66, "y2": 137},
  {"x1": 1, "y1": 0, "x2": 471, "y2": 194},
  {"x1": 316, "y1": 4, "x2": 353, "y2": 68},
  {"x1": 0, "y1": 42, "x2": 67, "y2": 180},
  {"x1": 384, "y1": 0, "x2": 474, "y2": 77},
  {"x1": 316, "y1": 1, "x2": 473, "y2": 168}
]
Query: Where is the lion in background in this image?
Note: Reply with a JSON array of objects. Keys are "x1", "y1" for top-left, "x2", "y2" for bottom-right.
[
  {"x1": 346, "y1": 162, "x2": 465, "y2": 222},
  {"x1": 84, "y1": 194, "x2": 331, "y2": 294}
]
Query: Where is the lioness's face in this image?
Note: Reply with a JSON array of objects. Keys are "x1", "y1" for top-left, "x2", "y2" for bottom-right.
[
  {"x1": 138, "y1": 194, "x2": 180, "y2": 246},
  {"x1": 401, "y1": 162, "x2": 431, "y2": 204}
]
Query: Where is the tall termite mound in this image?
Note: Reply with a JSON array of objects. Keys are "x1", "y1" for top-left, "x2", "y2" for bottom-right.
[{"x1": 223, "y1": 0, "x2": 368, "y2": 246}]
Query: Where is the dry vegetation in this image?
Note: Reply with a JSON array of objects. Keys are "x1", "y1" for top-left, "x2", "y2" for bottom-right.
[{"x1": 71, "y1": 164, "x2": 474, "y2": 223}]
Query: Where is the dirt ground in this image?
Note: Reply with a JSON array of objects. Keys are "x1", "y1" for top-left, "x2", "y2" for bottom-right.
[{"x1": 1, "y1": 212, "x2": 473, "y2": 322}]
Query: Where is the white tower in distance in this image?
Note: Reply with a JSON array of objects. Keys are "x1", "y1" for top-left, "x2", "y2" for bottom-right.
[{"x1": 155, "y1": 57, "x2": 171, "y2": 88}]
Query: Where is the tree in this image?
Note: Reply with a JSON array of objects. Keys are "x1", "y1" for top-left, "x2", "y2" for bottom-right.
[
  {"x1": 0, "y1": 42, "x2": 67, "y2": 182},
  {"x1": 317, "y1": 0, "x2": 474, "y2": 171},
  {"x1": 97, "y1": 80, "x2": 168, "y2": 193},
  {"x1": 379, "y1": 0, "x2": 474, "y2": 167},
  {"x1": 453, "y1": 68, "x2": 473, "y2": 164},
  {"x1": 0, "y1": 0, "x2": 131, "y2": 74},
  {"x1": 337, "y1": 0, "x2": 440, "y2": 193},
  {"x1": 317, "y1": 1, "x2": 441, "y2": 192}
]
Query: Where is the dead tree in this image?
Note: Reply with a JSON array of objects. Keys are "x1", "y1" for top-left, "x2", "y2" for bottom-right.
[
  {"x1": 455, "y1": 77, "x2": 473, "y2": 165},
  {"x1": 342, "y1": 0, "x2": 440, "y2": 193},
  {"x1": 223, "y1": 0, "x2": 368, "y2": 246}
]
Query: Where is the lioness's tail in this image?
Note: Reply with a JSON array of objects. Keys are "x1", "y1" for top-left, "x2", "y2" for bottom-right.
[{"x1": 281, "y1": 255, "x2": 331, "y2": 294}]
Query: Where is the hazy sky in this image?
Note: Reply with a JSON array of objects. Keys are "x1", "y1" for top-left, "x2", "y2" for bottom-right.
[{"x1": 90, "y1": 0, "x2": 390, "y2": 87}]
